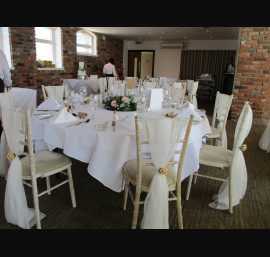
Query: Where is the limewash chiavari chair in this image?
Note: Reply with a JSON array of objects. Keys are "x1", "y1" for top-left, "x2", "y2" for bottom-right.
[
  {"x1": 207, "y1": 91, "x2": 233, "y2": 149},
  {"x1": 1, "y1": 105, "x2": 76, "y2": 229},
  {"x1": 41, "y1": 84, "x2": 68, "y2": 104},
  {"x1": 185, "y1": 101, "x2": 252, "y2": 214},
  {"x1": 122, "y1": 114, "x2": 194, "y2": 229},
  {"x1": 171, "y1": 82, "x2": 187, "y2": 105}
]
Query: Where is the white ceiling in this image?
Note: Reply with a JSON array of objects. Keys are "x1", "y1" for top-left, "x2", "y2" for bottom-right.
[{"x1": 84, "y1": 27, "x2": 240, "y2": 41}]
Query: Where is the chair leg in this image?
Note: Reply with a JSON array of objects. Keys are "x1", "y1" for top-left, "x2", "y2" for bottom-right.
[
  {"x1": 132, "y1": 190, "x2": 141, "y2": 229},
  {"x1": 46, "y1": 177, "x2": 51, "y2": 195},
  {"x1": 123, "y1": 177, "x2": 129, "y2": 210},
  {"x1": 185, "y1": 174, "x2": 193, "y2": 200},
  {"x1": 177, "y1": 185, "x2": 183, "y2": 229},
  {"x1": 67, "y1": 167, "x2": 76, "y2": 208},
  {"x1": 31, "y1": 178, "x2": 41, "y2": 229},
  {"x1": 193, "y1": 171, "x2": 198, "y2": 184},
  {"x1": 229, "y1": 173, "x2": 233, "y2": 214}
]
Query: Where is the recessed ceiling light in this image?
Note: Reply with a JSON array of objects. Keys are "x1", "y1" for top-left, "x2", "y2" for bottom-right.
[
  {"x1": 161, "y1": 31, "x2": 165, "y2": 34},
  {"x1": 148, "y1": 32, "x2": 152, "y2": 34},
  {"x1": 176, "y1": 30, "x2": 179, "y2": 33}
]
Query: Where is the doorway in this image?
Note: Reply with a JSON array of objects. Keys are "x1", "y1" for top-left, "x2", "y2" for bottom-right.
[{"x1": 128, "y1": 50, "x2": 155, "y2": 79}]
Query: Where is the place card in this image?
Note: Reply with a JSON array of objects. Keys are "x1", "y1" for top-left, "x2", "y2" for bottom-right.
[{"x1": 147, "y1": 88, "x2": 163, "y2": 110}]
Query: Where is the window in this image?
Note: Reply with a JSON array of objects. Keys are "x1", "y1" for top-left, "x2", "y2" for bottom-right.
[
  {"x1": 0, "y1": 27, "x2": 12, "y2": 68},
  {"x1": 35, "y1": 27, "x2": 62, "y2": 69},
  {"x1": 76, "y1": 30, "x2": 97, "y2": 56}
]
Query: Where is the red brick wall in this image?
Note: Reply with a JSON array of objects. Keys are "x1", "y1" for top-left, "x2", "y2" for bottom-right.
[
  {"x1": 9, "y1": 27, "x2": 123, "y2": 105},
  {"x1": 232, "y1": 27, "x2": 270, "y2": 122}
]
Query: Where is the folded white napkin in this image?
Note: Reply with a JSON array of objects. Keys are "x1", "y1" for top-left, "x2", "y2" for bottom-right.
[
  {"x1": 49, "y1": 107, "x2": 78, "y2": 124},
  {"x1": 37, "y1": 97, "x2": 62, "y2": 111},
  {"x1": 120, "y1": 112, "x2": 136, "y2": 131},
  {"x1": 180, "y1": 102, "x2": 202, "y2": 122}
]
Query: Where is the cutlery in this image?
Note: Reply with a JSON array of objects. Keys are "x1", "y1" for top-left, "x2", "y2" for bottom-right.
[
  {"x1": 36, "y1": 109, "x2": 59, "y2": 112},
  {"x1": 66, "y1": 119, "x2": 90, "y2": 127}
]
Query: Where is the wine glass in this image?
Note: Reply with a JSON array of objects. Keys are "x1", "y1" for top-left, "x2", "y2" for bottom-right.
[{"x1": 79, "y1": 87, "x2": 87, "y2": 103}]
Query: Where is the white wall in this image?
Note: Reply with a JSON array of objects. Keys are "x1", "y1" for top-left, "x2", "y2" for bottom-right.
[{"x1": 123, "y1": 39, "x2": 238, "y2": 78}]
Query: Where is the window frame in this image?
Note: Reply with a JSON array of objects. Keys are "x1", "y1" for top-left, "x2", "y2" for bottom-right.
[
  {"x1": 76, "y1": 29, "x2": 97, "y2": 57},
  {"x1": 35, "y1": 27, "x2": 63, "y2": 69}
]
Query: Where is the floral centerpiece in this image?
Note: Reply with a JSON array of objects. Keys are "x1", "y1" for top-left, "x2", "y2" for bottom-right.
[{"x1": 102, "y1": 96, "x2": 137, "y2": 112}]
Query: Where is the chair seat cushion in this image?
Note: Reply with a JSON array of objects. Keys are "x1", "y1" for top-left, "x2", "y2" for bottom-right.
[
  {"x1": 123, "y1": 158, "x2": 176, "y2": 189},
  {"x1": 207, "y1": 126, "x2": 221, "y2": 139},
  {"x1": 21, "y1": 151, "x2": 71, "y2": 177},
  {"x1": 199, "y1": 144, "x2": 232, "y2": 168}
]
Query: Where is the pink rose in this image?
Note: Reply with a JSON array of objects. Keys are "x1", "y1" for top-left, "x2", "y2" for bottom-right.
[
  {"x1": 122, "y1": 97, "x2": 130, "y2": 103},
  {"x1": 111, "y1": 100, "x2": 117, "y2": 107}
]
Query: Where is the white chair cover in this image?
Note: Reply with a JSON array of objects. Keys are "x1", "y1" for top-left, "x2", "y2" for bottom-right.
[
  {"x1": 215, "y1": 93, "x2": 232, "y2": 149},
  {"x1": 1, "y1": 105, "x2": 45, "y2": 229},
  {"x1": 170, "y1": 86, "x2": 185, "y2": 104},
  {"x1": 186, "y1": 80, "x2": 194, "y2": 93},
  {"x1": 159, "y1": 77, "x2": 167, "y2": 87},
  {"x1": 209, "y1": 102, "x2": 252, "y2": 210},
  {"x1": 98, "y1": 78, "x2": 107, "y2": 93},
  {"x1": 45, "y1": 86, "x2": 65, "y2": 104},
  {"x1": 259, "y1": 119, "x2": 270, "y2": 153},
  {"x1": 108, "y1": 77, "x2": 116, "y2": 89},
  {"x1": 0, "y1": 92, "x2": 13, "y2": 177},
  {"x1": 188, "y1": 81, "x2": 198, "y2": 109},
  {"x1": 140, "y1": 117, "x2": 188, "y2": 229},
  {"x1": 143, "y1": 81, "x2": 157, "y2": 90}
]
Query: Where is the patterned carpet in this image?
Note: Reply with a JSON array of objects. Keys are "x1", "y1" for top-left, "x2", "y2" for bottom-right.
[{"x1": 1, "y1": 98, "x2": 270, "y2": 229}]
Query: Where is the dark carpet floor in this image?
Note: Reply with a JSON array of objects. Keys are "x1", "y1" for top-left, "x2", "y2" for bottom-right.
[{"x1": 0, "y1": 97, "x2": 270, "y2": 229}]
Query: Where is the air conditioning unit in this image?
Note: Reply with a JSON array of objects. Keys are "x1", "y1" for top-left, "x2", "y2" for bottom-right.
[{"x1": 160, "y1": 41, "x2": 185, "y2": 49}]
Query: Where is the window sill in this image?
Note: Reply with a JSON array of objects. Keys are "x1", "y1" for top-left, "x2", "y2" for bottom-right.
[
  {"x1": 77, "y1": 52, "x2": 98, "y2": 57},
  {"x1": 38, "y1": 68, "x2": 65, "y2": 71}
]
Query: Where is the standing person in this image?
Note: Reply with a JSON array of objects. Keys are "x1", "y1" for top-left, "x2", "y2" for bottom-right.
[
  {"x1": 0, "y1": 49, "x2": 12, "y2": 139},
  {"x1": 103, "y1": 57, "x2": 116, "y2": 91},
  {"x1": 222, "y1": 56, "x2": 235, "y2": 95}
]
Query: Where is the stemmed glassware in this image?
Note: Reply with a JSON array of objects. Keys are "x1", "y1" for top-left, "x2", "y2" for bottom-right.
[{"x1": 79, "y1": 87, "x2": 87, "y2": 103}]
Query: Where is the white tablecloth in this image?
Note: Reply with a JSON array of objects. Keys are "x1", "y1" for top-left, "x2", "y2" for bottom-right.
[
  {"x1": 63, "y1": 79, "x2": 99, "y2": 95},
  {"x1": 11, "y1": 87, "x2": 37, "y2": 110},
  {"x1": 31, "y1": 104, "x2": 211, "y2": 192}
]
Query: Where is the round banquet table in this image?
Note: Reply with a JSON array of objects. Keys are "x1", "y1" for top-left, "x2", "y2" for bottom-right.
[{"x1": 31, "y1": 103, "x2": 211, "y2": 192}]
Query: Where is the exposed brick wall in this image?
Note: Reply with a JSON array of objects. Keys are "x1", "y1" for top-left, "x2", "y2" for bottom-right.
[
  {"x1": 9, "y1": 27, "x2": 123, "y2": 105},
  {"x1": 232, "y1": 27, "x2": 270, "y2": 122}
]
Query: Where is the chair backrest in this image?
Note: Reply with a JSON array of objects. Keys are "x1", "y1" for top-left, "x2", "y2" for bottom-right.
[
  {"x1": 41, "y1": 85, "x2": 67, "y2": 103},
  {"x1": 186, "y1": 80, "x2": 194, "y2": 93},
  {"x1": 212, "y1": 91, "x2": 233, "y2": 132},
  {"x1": 125, "y1": 77, "x2": 136, "y2": 89},
  {"x1": 232, "y1": 101, "x2": 252, "y2": 153},
  {"x1": 108, "y1": 77, "x2": 116, "y2": 89},
  {"x1": 142, "y1": 81, "x2": 157, "y2": 90},
  {"x1": 171, "y1": 82, "x2": 186, "y2": 104},
  {"x1": 0, "y1": 104, "x2": 32, "y2": 162},
  {"x1": 135, "y1": 114, "x2": 194, "y2": 191},
  {"x1": 0, "y1": 91, "x2": 14, "y2": 108}
]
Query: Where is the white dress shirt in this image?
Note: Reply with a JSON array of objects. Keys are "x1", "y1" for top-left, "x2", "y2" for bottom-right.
[
  {"x1": 103, "y1": 62, "x2": 116, "y2": 76},
  {"x1": 0, "y1": 49, "x2": 12, "y2": 87}
]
